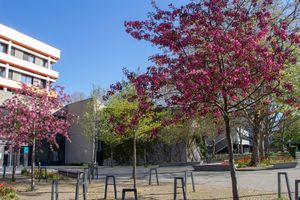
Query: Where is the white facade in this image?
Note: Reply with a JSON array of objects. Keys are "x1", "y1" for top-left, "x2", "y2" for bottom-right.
[
  {"x1": 0, "y1": 24, "x2": 61, "y2": 167},
  {"x1": 0, "y1": 24, "x2": 60, "y2": 91}
]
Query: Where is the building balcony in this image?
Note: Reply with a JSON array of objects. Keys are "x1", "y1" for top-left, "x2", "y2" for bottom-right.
[
  {"x1": 0, "y1": 52, "x2": 59, "y2": 79},
  {"x1": 0, "y1": 76, "x2": 21, "y2": 89}
]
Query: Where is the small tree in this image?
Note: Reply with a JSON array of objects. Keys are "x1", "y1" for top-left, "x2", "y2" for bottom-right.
[
  {"x1": 105, "y1": 81, "x2": 163, "y2": 188},
  {"x1": 98, "y1": 105, "x2": 124, "y2": 167},
  {"x1": 0, "y1": 97, "x2": 28, "y2": 181},
  {"x1": 0, "y1": 84, "x2": 72, "y2": 190},
  {"x1": 81, "y1": 85, "x2": 106, "y2": 164}
]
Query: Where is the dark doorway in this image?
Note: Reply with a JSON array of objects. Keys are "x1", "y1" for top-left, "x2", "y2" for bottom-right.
[
  {"x1": 28, "y1": 135, "x2": 65, "y2": 166},
  {"x1": 96, "y1": 140, "x2": 104, "y2": 166}
]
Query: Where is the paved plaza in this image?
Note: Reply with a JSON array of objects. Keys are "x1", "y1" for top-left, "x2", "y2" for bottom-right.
[
  {"x1": 2, "y1": 164, "x2": 298, "y2": 199},
  {"x1": 88, "y1": 165, "x2": 300, "y2": 193}
]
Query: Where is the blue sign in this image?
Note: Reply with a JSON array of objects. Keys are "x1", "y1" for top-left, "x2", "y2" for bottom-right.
[{"x1": 24, "y1": 147, "x2": 29, "y2": 154}]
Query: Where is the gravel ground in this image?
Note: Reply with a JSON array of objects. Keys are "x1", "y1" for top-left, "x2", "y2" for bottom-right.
[
  {"x1": 2, "y1": 164, "x2": 298, "y2": 200},
  {"x1": 8, "y1": 175, "x2": 288, "y2": 200}
]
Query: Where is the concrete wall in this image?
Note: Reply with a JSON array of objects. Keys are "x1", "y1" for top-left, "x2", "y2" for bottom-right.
[
  {"x1": 0, "y1": 90, "x2": 13, "y2": 104},
  {"x1": 148, "y1": 141, "x2": 188, "y2": 164},
  {"x1": 64, "y1": 99, "x2": 94, "y2": 165}
]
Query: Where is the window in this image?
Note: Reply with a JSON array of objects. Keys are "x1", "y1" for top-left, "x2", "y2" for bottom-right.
[
  {"x1": 33, "y1": 78, "x2": 40, "y2": 87},
  {"x1": 52, "y1": 151, "x2": 58, "y2": 162},
  {"x1": 41, "y1": 80, "x2": 46, "y2": 88},
  {"x1": 0, "y1": 67, "x2": 5, "y2": 77},
  {"x1": 11, "y1": 47, "x2": 23, "y2": 59},
  {"x1": 7, "y1": 88, "x2": 15, "y2": 92},
  {"x1": 11, "y1": 47, "x2": 48, "y2": 67},
  {"x1": 33, "y1": 78, "x2": 46, "y2": 88},
  {"x1": 23, "y1": 52, "x2": 35, "y2": 63},
  {"x1": 21, "y1": 74, "x2": 33, "y2": 85},
  {"x1": 8, "y1": 70, "x2": 21, "y2": 82},
  {"x1": 33, "y1": 78, "x2": 47, "y2": 88},
  {"x1": 42, "y1": 59, "x2": 48, "y2": 68},
  {"x1": 10, "y1": 47, "x2": 15, "y2": 56},
  {"x1": 35, "y1": 57, "x2": 48, "y2": 68},
  {"x1": 0, "y1": 43, "x2": 8, "y2": 53},
  {"x1": 8, "y1": 70, "x2": 13, "y2": 79},
  {"x1": 35, "y1": 57, "x2": 43, "y2": 66}
]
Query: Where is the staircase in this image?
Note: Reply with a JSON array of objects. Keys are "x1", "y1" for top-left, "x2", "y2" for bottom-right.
[
  {"x1": 215, "y1": 137, "x2": 228, "y2": 153},
  {"x1": 213, "y1": 134, "x2": 253, "y2": 154}
]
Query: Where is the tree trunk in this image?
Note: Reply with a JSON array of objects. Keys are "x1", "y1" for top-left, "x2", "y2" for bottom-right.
[
  {"x1": 110, "y1": 145, "x2": 114, "y2": 168},
  {"x1": 31, "y1": 126, "x2": 36, "y2": 191},
  {"x1": 143, "y1": 148, "x2": 147, "y2": 166},
  {"x1": 92, "y1": 137, "x2": 95, "y2": 165},
  {"x1": 11, "y1": 148, "x2": 17, "y2": 181},
  {"x1": 264, "y1": 135, "x2": 269, "y2": 158},
  {"x1": 212, "y1": 139, "x2": 216, "y2": 159},
  {"x1": 133, "y1": 133, "x2": 137, "y2": 189},
  {"x1": 238, "y1": 130, "x2": 243, "y2": 155},
  {"x1": 92, "y1": 120, "x2": 96, "y2": 165},
  {"x1": 281, "y1": 118, "x2": 285, "y2": 152},
  {"x1": 224, "y1": 114, "x2": 239, "y2": 200},
  {"x1": 281, "y1": 130, "x2": 285, "y2": 152},
  {"x1": 259, "y1": 131, "x2": 264, "y2": 161},
  {"x1": 250, "y1": 112, "x2": 259, "y2": 166}
]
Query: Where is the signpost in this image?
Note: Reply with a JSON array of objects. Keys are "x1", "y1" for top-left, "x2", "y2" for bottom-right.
[{"x1": 23, "y1": 147, "x2": 29, "y2": 167}]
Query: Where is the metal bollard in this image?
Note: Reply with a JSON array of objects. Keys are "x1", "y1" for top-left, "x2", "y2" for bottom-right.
[
  {"x1": 174, "y1": 177, "x2": 187, "y2": 200},
  {"x1": 149, "y1": 168, "x2": 159, "y2": 185},
  {"x1": 278, "y1": 172, "x2": 292, "y2": 200},
  {"x1": 184, "y1": 171, "x2": 195, "y2": 192},
  {"x1": 104, "y1": 175, "x2": 117, "y2": 199},
  {"x1": 75, "y1": 172, "x2": 87, "y2": 200},
  {"x1": 295, "y1": 180, "x2": 300, "y2": 200},
  {"x1": 122, "y1": 188, "x2": 138, "y2": 200},
  {"x1": 51, "y1": 179, "x2": 59, "y2": 200}
]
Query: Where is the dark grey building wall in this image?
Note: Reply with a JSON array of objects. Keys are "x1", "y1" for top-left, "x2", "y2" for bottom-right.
[{"x1": 64, "y1": 99, "x2": 94, "y2": 165}]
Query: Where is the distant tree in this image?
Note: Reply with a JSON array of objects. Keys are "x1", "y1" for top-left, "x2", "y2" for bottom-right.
[
  {"x1": 89, "y1": 85, "x2": 106, "y2": 103},
  {"x1": 0, "y1": 84, "x2": 73, "y2": 190},
  {"x1": 81, "y1": 85, "x2": 106, "y2": 164},
  {"x1": 197, "y1": 115, "x2": 224, "y2": 158},
  {"x1": 70, "y1": 91, "x2": 86, "y2": 103},
  {"x1": 99, "y1": 96, "x2": 127, "y2": 167},
  {"x1": 159, "y1": 115, "x2": 222, "y2": 161},
  {"x1": 278, "y1": 115, "x2": 300, "y2": 147}
]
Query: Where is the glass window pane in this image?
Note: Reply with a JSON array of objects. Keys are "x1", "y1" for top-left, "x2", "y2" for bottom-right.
[
  {"x1": 28, "y1": 54, "x2": 35, "y2": 63},
  {"x1": 0, "y1": 43, "x2": 8, "y2": 53},
  {"x1": 10, "y1": 48, "x2": 15, "y2": 56},
  {"x1": 21, "y1": 75, "x2": 26, "y2": 83},
  {"x1": 22, "y1": 52, "x2": 35, "y2": 63},
  {"x1": 8, "y1": 70, "x2": 13, "y2": 79},
  {"x1": 43, "y1": 59, "x2": 48, "y2": 67},
  {"x1": 35, "y1": 57, "x2": 43, "y2": 66},
  {"x1": 14, "y1": 49, "x2": 23, "y2": 59},
  {"x1": 12, "y1": 71, "x2": 21, "y2": 81},
  {"x1": 0, "y1": 68, "x2": 5, "y2": 77},
  {"x1": 21, "y1": 74, "x2": 33, "y2": 84}
]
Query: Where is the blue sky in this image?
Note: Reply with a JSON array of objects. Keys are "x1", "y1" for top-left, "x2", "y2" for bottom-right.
[{"x1": 1, "y1": 0, "x2": 190, "y2": 96}]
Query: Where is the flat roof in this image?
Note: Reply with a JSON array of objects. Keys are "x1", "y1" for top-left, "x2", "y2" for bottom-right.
[{"x1": 0, "y1": 24, "x2": 60, "y2": 60}]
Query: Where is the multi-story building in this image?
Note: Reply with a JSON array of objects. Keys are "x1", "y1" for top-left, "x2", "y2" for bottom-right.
[
  {"x1": 0, "y1": 24, "x2": 61, "y2": 167},
  {"x1": 0, "y1": 23, "x2": 60, "y2": 95}
]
